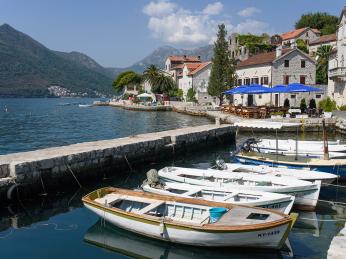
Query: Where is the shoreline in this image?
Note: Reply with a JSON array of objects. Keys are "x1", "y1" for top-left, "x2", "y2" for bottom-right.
[{"x1": 96, "y1": 101, "x2": 342, "y2": 133}]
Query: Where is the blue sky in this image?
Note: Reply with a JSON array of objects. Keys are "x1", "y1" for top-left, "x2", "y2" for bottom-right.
[{"x1": 0, "y1": 0, "x2": 344, "y2": 67}]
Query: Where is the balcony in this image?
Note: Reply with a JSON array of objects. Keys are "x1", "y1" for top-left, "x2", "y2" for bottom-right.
[{"x1": 328, "y1": 67, "x2": 346, "y2": 78}]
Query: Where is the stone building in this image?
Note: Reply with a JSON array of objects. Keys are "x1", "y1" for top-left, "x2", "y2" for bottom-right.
[
  {"x1": 178, "y1": 62, "x2": 213, "y2": 103},
  {"x1": 235, "y1": 47, "x2": 319, "y2": 107},
  {"x1": 328, "y1": 6, "x2": 346, "y2": 107},
  {"x1": 281, "y1": 27, "x2": 321, "y2": 46}
]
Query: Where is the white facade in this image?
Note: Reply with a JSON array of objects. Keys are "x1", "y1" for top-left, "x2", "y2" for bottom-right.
[
  {"x1": 328, "y1": 7, "x2": 346, "y2": 107},
  {"x1": 309, "y1": 40, "x2": 336, "y2": 58},
  {"x1": 178, "y1": 63, "x2": 213, "y2": 103}
]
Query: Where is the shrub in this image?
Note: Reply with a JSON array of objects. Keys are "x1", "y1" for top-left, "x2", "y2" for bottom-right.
[
  {"x1": 187, "y1": 88, "x2": 197, "y2": 102},
  {"x1": 300, "y1": 98, "x2": 307, "y2": 113},
  {"x1": 318, "y1": 97, "x2": 337, "y2": 112},
  {"x1": 284, "y1": 98, "x2": 290, "y2": 108},
  {"x1": 339, "y1": 105, "x2": 346, "y2": 111},
  {"x1": 309, "y1": 99, "x2": 317, "y2": 109}
]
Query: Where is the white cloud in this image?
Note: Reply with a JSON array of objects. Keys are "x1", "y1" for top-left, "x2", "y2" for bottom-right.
[
  {"x1": 237, "y1": 7, "x2": 260, "y2": 17},
  {"x1": 234, "y1": 19, "x2": 269, "y2": 35},
  {"x1": 143, "y1": 0, "x2": 177, "y2": 17},
  {"x1": 143, "y1": 1, "x2": 269, "y2": 46},
  {"x1": 202, "y1": 2, "x2": 223, "y2": 15}
]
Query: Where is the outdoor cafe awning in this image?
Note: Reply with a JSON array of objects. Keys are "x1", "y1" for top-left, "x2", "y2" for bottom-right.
[
  {"x1": 224, "y1": 83, "x2": 322, "y2": 95},
  {"x1": 234, "y1": 121, "x2": 301, "y2": 129}
]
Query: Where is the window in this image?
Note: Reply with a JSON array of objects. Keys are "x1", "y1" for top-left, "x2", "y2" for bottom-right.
[
  {"x1": 258, "y1": 94, "x2": 262, "y2": 99},
  {"x1": 290, "y1": 95, "x2": 296, "y2": 99},
  {"x1": 241, "y1": 94, "x2": 244, "y2": 99},
  {"x1": 301, "y1": 60, "x2": 306, "y2": 68},
  {"x1": 300, "y1": 75, "x2": 306, "y2": 84},
  {"x1": 251, "y1": 77, "x2": 259, "y2": 84},
  {"x1": 237, "y1": 78, "x2": 242, "y2": 86},
  {"x1": 261, "y1": 76, "x2": 269, "y2": 85},
  {"x1": 316, "y1": 94, "x2": 321, "y2": 99},
  {"x1": 204, "y1": 96, "x2": 208, "y2": 100},
  {"x1": 284, "y1": 60, "x2": 289, "y2": 67},
  {"x1": 283, "y1": 75, "x2": 290, "y2": 85},
  {"x1": 245, "y1": 78, "x2": 251, "y2": 85}
]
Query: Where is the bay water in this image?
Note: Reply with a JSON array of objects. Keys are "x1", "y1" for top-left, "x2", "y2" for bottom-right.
[{"x1": 0, "y1": 98, "x2": 345, "y2": 258}]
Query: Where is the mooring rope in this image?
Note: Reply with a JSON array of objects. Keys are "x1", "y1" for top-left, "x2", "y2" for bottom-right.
[
  {"x1": 64, "y1": 162, "x2": 83, "y2": 188},
  {"x1": 297, "y1": 217, "x2": 346, "y2": 222}
]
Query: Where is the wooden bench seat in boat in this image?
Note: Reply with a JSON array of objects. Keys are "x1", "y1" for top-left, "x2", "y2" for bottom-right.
[{"x1": 138, "y1": 201, "x2": 165, "y2": 214}]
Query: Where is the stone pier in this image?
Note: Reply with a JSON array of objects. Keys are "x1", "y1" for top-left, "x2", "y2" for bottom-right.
[{"x1": 0, "y1": 124, "x2": 235, "y2": 202}]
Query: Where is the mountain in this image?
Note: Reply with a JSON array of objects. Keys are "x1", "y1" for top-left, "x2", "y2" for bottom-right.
[
  {"x1": 118, "y1": 45, "x2": 214, "y2": 73},
  {"x1": 0, "y1": 24, "x2": 113, "y2": 97},
  {"x1": 0, "y1": 23, "x2": 214, "y2": 97}
]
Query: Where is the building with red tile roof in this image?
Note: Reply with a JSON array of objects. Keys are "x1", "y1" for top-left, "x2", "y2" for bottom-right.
[{"x1": 281, "y1": 27, "x2": 321, "y2": 46}]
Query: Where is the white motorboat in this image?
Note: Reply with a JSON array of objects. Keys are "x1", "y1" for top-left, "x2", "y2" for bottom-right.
[
  {"x1": 257, "y1": 139, "x2": 346, "y2": 153},
  {"x1": 142, "y1": 181, "x2": 295, "y2": 214},
  {"x1": 215, "y1": 161, "x2": 338, "y2": 184},
  {"x1": 158, "y1": 167, "x2": 321, "y2": 211},
  {"x1": 83, "y1": 187, "x2": 297, "y2": 249}
]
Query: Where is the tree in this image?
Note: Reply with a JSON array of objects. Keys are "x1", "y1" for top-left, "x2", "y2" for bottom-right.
[
  {"x1": 187, "y1": 88, "x2": 197, "y2": 102},
  {"x1": 316, "y1": 45, "x2": 333, "y2": 84},
  {"x1": 143, "y1": 64, "x2": 160, "y2": 87},
  {"x1": 309, "y1": 99, "x2": 317, "y2": 109},
  {"x1": 300, "y1": 98, "x2": 307, "y2": 113},
  {"x1": 284, "y1": 98, "x2": 290, "y2": 108},
  {"x1": 208, "y1": 24, "x2": 237, "y2": 105},
  {"x1": 295, "y1": 12, "x2": 338, "y2": 35},
  {"x1": 296, "y1": 39, "x2": 308, "y2": 54},
  {"x1": 112, "y1": 71, "x2": 141, "y2": 91}
]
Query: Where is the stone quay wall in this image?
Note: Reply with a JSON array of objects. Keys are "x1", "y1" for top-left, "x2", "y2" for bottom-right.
[{"x1": 0, "y1": 124, "x2": 236, "y2": 202}]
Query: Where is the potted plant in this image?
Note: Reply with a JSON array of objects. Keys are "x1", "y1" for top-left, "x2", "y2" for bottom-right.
[
  {"x1": 300, "y1": 98, "x2": 307, "y2": 113},
  {"x1": 284, "y1": 98, "x2": 290, "y2": 108},
  {"x1": 270, "y1": 111, "x2": 284, "y2": 119},
  {"x1": 319, "y1": 97, "x2": 336, "y2": 118}
]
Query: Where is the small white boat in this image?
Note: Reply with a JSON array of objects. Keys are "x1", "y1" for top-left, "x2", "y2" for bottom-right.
[
  {"x1": 257, "y1": 139, "x2": 346, "y2": 153},
  {"x1": 215, "y1": 161, "x2": 338, "y2": 184},
  {"x1": 142, "y1": 181, "x2": 295, "y2": 214},
  {"x1": 78, "y1": 104, "x2": 93, "y2": 107},
  {"x1": 252, "y1": 146, "x2": 346, "y2": 159},
  {"x1": 261, "y1": 138, "x2": 340, "y2": 146},
  {"x1": 83, "y1": 187, "x2": 297, "y2": 249},
  {"x1": 158, "y1": 167, "x2": 321, "y2": 211}
]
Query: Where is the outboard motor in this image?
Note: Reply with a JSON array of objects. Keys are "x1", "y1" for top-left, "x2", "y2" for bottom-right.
[
  {"x1": 142, "y1": 169, "x2": 165, "y2": 189},
  {"x1": 215, "y1": 159, "x2": 228, "y2": 170},
  {"x1": 230, "y1": 138, "x2": 260, "y2": 157}
]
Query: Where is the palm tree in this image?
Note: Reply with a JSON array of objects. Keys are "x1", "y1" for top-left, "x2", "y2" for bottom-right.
[
  {"x1": 316, "y1": 45, "x2": 333, "y2": 84},
  {"x1": 143, "y1": 64, "x2": 160, "y2": 87},
  {"x1": 143, "y1": 64, "x2": 176, "y2": 94}
]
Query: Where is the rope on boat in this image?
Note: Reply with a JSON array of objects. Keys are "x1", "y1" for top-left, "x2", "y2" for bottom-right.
[
  {"x1": 322, "y1": 182, "x2": 346, "y2": 188},
  {"x1": 123, "y1": 154, "x2": 133, "y2": 172}
]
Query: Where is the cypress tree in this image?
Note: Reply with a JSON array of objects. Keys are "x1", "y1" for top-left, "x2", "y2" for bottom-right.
[{"x1": 208, "y1": 24, "x2": 236, "y2": 105}]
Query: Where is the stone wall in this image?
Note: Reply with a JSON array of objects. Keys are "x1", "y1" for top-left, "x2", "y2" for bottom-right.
[{"x1": 0, "y1": 125, "x2": 235, "y2": 201}]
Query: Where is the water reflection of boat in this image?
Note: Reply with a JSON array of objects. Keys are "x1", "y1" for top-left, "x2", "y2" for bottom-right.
[
  {"x1": 293, "y1": 212, "x2": 320, "y2": 237},
  {"x1": 84, "y1": 221, "x2": 293, "y2": 259}
]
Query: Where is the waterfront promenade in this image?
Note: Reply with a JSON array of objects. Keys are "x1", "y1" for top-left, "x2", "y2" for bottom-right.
[{"x1": 0, "y1": 124, "x2": 235, "y2": 201}]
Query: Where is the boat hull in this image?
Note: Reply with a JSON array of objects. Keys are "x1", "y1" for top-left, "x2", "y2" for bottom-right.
[
  {"x1": 235, "y1": 155, "x2": 346, "y2": 180},
  {"x1": 84, "y1": 203, "x2": 291, "y2": 249}
]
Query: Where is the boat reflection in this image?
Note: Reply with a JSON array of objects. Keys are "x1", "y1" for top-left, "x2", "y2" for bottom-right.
[{"x1": 84, "y1": 221, "x2": 293, "y2": 259}]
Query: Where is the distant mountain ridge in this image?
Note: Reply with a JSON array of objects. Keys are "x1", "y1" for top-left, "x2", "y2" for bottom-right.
[{"x1": 0, "y1": 23, "x2": 213, "y2": 97}]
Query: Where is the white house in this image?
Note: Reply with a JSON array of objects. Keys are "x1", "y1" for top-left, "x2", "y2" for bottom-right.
[
  {"x1": 164, "y1": 55, "x2": 201, "y2": 82},
  {"x1": 328, "y1": 6, "x2": 346, "y2": 107},
  {"x1": 178, "y1": 62, "x2": 212, "y2": 103},
  {"x1": 235, "y1": 47, "x2": 319, "y2": 107},
  {"x1": 309, "y1": 34, "x2": 337, "y2": 57}
]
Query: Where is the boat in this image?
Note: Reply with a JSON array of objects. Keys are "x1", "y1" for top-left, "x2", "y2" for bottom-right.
[
  {"x1": 158, "y1": 167, "x2": 321, "y2": 211},
  {"x1": 84, "y1": 221, "x2": 294, "y2": 258},
  {"x1": 78, "y1": 104, "x2": 93, "y2": 107},
  {"x1": 256, "y1": 139, "x2": 346, "y2": 153},
  {"x1": 82, "y1": 187, "x2": 297, "y2": 249},
  {"x1": 142, "y1": 181, "x2": 295, "y2": 214},
  {"x1": 261, "y1": 138, "x2": 340, "y2": 146},
  {"x1": 234, "y1": 151, "x2": 346, "y2": 180},
  {"x1": 214, "y1": 160, "x2": 338, "y2": 184}
]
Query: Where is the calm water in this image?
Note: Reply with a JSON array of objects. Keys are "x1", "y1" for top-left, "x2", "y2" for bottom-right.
[
  {"x1": 0, "y1": 98, "x2": 210, "y2": 155},
  {"x1": 0, "y1": 98, "x2": 346, "y2": 259}
]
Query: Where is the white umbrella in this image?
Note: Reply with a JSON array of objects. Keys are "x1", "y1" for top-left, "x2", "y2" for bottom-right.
[{"x1": 137, "y1": 93, "x2": 156, "y2": 102}]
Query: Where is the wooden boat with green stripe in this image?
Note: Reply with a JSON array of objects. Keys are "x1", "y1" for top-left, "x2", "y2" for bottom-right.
[{"x1": 82, "y1": 187, "x2": 298, "y2": 249}]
